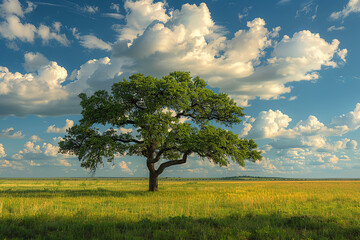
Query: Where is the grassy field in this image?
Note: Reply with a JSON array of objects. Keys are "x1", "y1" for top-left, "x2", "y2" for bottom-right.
[{"x1": 0, "y1": 179, "x2": 359, "y2": 239}]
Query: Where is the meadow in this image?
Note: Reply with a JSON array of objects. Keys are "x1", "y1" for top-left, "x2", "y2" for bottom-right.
[{"x1": 0, "y1": 179, "x2": 359, "y2": 239}]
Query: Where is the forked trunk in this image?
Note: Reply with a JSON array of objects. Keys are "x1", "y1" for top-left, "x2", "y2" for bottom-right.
[{"x1": 149, "y1": 171, "x2": 159, "y2": 192}]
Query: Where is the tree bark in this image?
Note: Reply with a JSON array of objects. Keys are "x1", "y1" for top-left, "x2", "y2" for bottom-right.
[{"x1": 149, "y1": 171, "x2": 159, "y2": 192}]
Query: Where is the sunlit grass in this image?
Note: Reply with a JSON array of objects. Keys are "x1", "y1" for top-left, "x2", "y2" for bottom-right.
[{"x1": 0, "y1": 179, "x2": 359, "y2": 239}]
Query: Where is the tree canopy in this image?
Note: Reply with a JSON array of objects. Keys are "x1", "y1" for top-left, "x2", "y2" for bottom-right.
[{"x1": 59, "y1": 71, "x2": 262, "y2": 191}]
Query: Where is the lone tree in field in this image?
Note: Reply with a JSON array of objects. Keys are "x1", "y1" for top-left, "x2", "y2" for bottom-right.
[{"x1": 59, "y1": 71, "x2": 262, "y2": 191}]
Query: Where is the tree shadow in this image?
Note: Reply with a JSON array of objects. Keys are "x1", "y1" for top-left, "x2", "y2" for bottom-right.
[
  {"x1": 0, "y1": 188, "x2": 149, "y2": 198},
  {"x1": 1, "y1": 213, "x2": 359, "y2": 239}
]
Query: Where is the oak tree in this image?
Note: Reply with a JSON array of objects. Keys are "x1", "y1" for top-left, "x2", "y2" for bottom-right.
[{"x1": 59, "y1": 72, "x2": 262, "y2": 191}]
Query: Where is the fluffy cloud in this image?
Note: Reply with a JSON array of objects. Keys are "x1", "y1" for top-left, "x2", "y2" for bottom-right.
[
  {"x1": 6, "y1": 140, "x2": 72, "y2": 169},
  {"x1": 0, "y1": 0, "x2": 25, "y2": 17},
  {"x1": 23, "y1": 141, "x2": 41, "y2": 153},
  {"x1": 0, "y1": 0, "x2": 68, "y2": 45},
  {"x1": 255, "y1": 158, "x2": 277, "y2": 173},
  {"x1": 118, "y1": 0, "x2": 169, "y2": 42},
  {"x1": 42, "y1": 143, "x2": 59, "y2": 156},
  {"x1": 334, "y1": 138, "x2": 358, "y2": 151},
  {"x1": 112, "y1": 1, "x2": 346, "y2": 105},
  {"x1": 24, "y1": 52, "x2": 50, "y2": 72},
  {"x1": 47, "y1": 119, "x2": 74, "y2": 134},
  {"x1": 0, "y1": 1, "x2": 348, "y2": 116},
  {"x1": 0, "y1": 15, "x2": 36, "y2": 42},
  {"x1": 0, "y1": 143, "x2": 6, "y2": 157},
  {"x1": 57, "y1": 159, "x2": 71, "y2": 167},
  {"x1": 113, "y1": 5, "x2": 269, "y2": 81},
  {"x1": 240, "y1": 105, "x2": 360, "y2": 173},
  {"x1": 1, "y1": 52, "x2": 132, "y2": 116},
  {"x1": 78, "y1": 34, "x2": 112, "y2": 51},
  {"x1": 276, "y1": 150, "x2": 346, "y2": 171},
  {"x1": 28, "y1": 160, "x2": 40, "y2": 166},
  {"x1": 66, "y1": 56, "x2": 127, "y2": 94},
  {"x1": 228, "y1": 31, "x2": 346, "y2": 104},
  {"x1": 29, "y1": 135, "x2": 41, "y2": 142},
  {"x1": 0, "y1": 127, "x2": 24, "y2": 138},
  {"x1": 119, "y1": 160, "x2": 133, "y2": 175},
  {"x1": 37, "y1": 24, "x2": 69, "y2": 46},
  {"x1": 243, "y1": 107, "x2": 360, "y2": 172},
  {"x1": 0, "y1": 159, "x2": 24, "y2": 169},
  {"x1": 11, "y1": 140, "x2": 68, "y2": 163},
  {"x1": 11, "y1": 141, "x2": 42, "y2": 159},
  {"x1": 53, "y1": 22, "x2": 61, "y2": 32},
  {"x1": 294, "y1": 115, "x2": 349, "y2": 137},
  {"x1": 330, "y1": 0, "x2": 360, "y2": 20},
  {"x1": 331, "y1": 103, "x2": 360, "y2": 130},
  {"x1": 246, "y1": 109, "x2": 353, "y2": 142},
  {"x1": 247, "y1": 110, "x2": 293, "y2": 139},
  {"x1": 0, "y1": 58, "x2": 70, "y2": 116},
  {"x1": 52, "y1": 136, "x2": 64, "y2": 143},
  {"x1": 0, "y1": 0, "x2": 34, "y2": 18}
]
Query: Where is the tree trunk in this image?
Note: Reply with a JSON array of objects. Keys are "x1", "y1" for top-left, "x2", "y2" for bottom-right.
[{"x1": 149, "y1": 171, "x2": 159, "y2": 192}]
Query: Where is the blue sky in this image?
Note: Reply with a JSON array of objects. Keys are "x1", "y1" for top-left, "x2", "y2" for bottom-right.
[{"x1": 1, "y1": 0, "x2": 360, "y2": 178}]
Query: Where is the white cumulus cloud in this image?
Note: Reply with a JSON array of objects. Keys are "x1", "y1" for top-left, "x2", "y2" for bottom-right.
[
  {"x1": 245, "y1": 107, "x2": 356, "y2": 142},
  {"x1": 119, "y1": 160, "x2": 133, "y2": 175},
  {"x1": 118, "y1": 0, "x2": 170, "y2": 43},
  {"x1": 57, "y1": 159, "x2": 71, "y2": 167},
  {"x1": 239, "y1": 105, "x2": 360, "y2": 177},
  {"x1": 0, "y1": 159, "x2": 24, "y2": 169},
  {"x1": 24, "y1": 52, "x2": 50, "y2": 72},
  {"x1": 24, "y1": 141, "x2": 41, "y2": 153},
  {"x1": 0, "y1": 0, "x2": 68, "y2": 46},
  {"x1": 0, "y1": 15, "x2": 36, "y2": 42},
  {"x1": 247, "y1": 110, "x2": 293, "y2": 139},
  {"x1": 331, "y1": 103, "x2": 360, "y2": 130},
  {"x1": 0, "y1": 1, "x2": 348, "y2": 116},
  {"x1": 0, "y1": 127, "x2": 24, "y2": 138},
  {"x1": 42, "y1": 143, "x2": 59, "y2": 156},
  {"x1": 47, "y1": 119, "x2": 74, "y2": 134},
  {"x1": 0, "y1": 59, "x2": 69, "y2": 116},
  {"x1": 37, "y1": 24, "x2": 69, "y2": 46},
  {"x1": 0, "y1": 143, "x2": 6, "y2": 158},
  {"x1": 112, "y1": 1, "x2": 346, "y2": 105},
  {"x1": 29, "y1": 135, "x2": 41, "y2": 142}
]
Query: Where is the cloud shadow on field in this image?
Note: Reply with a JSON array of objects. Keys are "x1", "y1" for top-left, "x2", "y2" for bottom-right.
[{"x1": 0, "y1": 213, "x2": 359, "y2": 239}]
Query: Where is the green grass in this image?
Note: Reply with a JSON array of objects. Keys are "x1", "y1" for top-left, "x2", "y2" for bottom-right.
[{"x1": 0, "y1": 179, "x2": 359, "y2": 239}]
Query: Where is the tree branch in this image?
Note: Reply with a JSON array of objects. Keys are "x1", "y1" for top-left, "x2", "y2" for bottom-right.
[
  {"x1": 125, "y1": 120, "x2": 136, "y2": 124},
  {"x1": 127, "y1": 98, "x2": 146, "y2": 110},
  {"x1": 114, "y1": 137, "x2": 144, "y2": 144},
  {"x1": 155, "y1": 151, "x2": 190, "y2": 175},
  {"x1": 151, "y1": 146, "x2": 179, "y2": 163}
]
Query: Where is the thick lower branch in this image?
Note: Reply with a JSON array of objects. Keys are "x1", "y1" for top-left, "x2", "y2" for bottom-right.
[
  {"x1": 152, "y1": 146, "x2": 179, "y2": 163},
  {"x1": 155, "y1": 152, "x2": 190, "y2": 175},
  {"x1": 114, "y1": 137, "x2": 144, "y2": 144}
]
